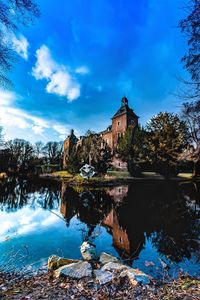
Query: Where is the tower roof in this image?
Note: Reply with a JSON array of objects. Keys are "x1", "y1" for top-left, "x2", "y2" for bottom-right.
[{"x1": 112, "y1": 97, "x2": 139, "y2": 120}]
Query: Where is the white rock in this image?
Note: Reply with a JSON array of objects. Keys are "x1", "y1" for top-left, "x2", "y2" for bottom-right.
[
  {"x1": 99, "y1": 252, "x2": 119, "y2": 265},
  {"x1": 94, "y1": 269, "x2": 114, "y2": 285},
  {"x1": 122, "y1": 268, "x2": 151, "y2": 285},
  {"x1": 101, "y1": 262, "x2": 128, "y2": 272},
  {"x1": 55, "y1": 261, "x2": 92, "y2": 279},
  {"x1": 80, "y1": 241, "x2": 97, "y2": 261}
]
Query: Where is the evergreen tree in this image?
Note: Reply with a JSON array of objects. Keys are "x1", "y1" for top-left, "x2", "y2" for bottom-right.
[
  {"x1": 146, "y1": 112, "x2": 188, "y2": 177},
  {"x1": 117, "y1": 125, "x2": 147, "y2": 176}
]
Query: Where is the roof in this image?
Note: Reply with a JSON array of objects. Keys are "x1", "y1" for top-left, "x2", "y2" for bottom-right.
[
  {"x1": 112, "y1": 104, "x2": 139, "y2": 120},
  {"x1": 99, "y1": 125, "x2": 112, "y2": 135}
]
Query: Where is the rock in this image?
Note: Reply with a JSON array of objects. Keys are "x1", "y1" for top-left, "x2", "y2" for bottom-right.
[
  {"x1": 48, "y1": 255, "x2": 80, "y2": 270},
  {"x1": 121, "y1": 268, "x2": 151, "y2": 285},
  {"x1": 94, "y1": 269, "x2": 114, "y2": 285},
  {"x1": 101, "y1": 262, "x2": 127, "y2": 272},
  {"x1": 55, "y1": 261, "x2": 92, "y2": 279},
  {"x1": 99, "y1": 252, "x2": 119, "y2": 265},
  {"x1": 80, "y1": 241, "x2": 97, "y2": 261}
]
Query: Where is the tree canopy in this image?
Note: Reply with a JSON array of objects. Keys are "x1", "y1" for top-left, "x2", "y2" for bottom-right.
[
  {"x1": 181, "y1": 101, "x2": 200, "y2": 175},
  {"x1": 179, "y1": 0, "x2": 200, "y2": 99},
  {"x1": 146, "y1": 112, "x2": 189, "y2": 177},
  {"x1": 117, "y1": 125, "x2": 146, "y2": 176},
  {"x1": 0, "y1": 0, "x2": 40, "y2": 86}
]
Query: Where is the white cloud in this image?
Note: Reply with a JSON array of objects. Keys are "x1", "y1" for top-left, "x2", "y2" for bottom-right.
[
  {"x1": 0, "y1": 90, "x2": 74, "y2": 141},
  {"x1": 75, "y1": 66, "x2": 89, "y2": 74},
  {"x1": 12, "y1": 34, "x2": 29, "y2": 60},
  {"x1": 0, "y1": 206, "x2": 60, "y2": 240},
  {"x1": 32, "y1": 45, "x2": 56, "y2": 79},
  {"x1": 32, "y1": 45, "x2": 81, "y2": 102}
]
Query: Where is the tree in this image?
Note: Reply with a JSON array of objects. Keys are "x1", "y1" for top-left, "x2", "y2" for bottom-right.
[
  {"x1": 80, "y1": 131, "x2": 112, "y2": 175},
  {"x1": 0, "y1": 0, "x2": 40, "y2": 86},
  {"x1": 179, "y1": 0, "x2": 200, "y2": 99},
  {"x1": 34, "y1": 141, "x2": 44, "y2": 158},
  {"x1": 117, "y1": 125, "x2": 147, "y2": 176},
  {"x1": 146, "y1": 112, "x2": 188, "y2": 178},
  {"x1": 0, "y1": 125, "x2": 3, "y2": 146},
  {"x1": 66, "y1": 145, "x2": 82, "y2": 175},
  {"x1": 5, "y1": 138, "x2": 34, "y2": 171},
  {"x1": 42, "y1": 141, "x2": 63, "y2": 165},
  {"x1": 66, "y1": 131, "x2": 112, "y2": 175},
  {"x1": 181, "y1": 101, "x2": 200, "y2": 176}
]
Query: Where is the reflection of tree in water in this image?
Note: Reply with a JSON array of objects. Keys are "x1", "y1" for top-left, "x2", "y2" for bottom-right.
[
  {"x1": 116, "y1": 182, "x2": 200, "y2": 263},
  {"x1": 61, "y1": 185, "x2": 112, "y2": 240},
  {"x1": 0, "y1": 178, "x2": 61, "y2": 211}
]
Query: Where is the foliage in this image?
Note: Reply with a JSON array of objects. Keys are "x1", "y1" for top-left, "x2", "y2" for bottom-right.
[
  {"x1": 179, "y1": 0, "x2": 200, "y2": 99},
  {"x1": 181, "y1": 101, "x2": 200, "y2": 175},
  {"x1": 0, "y1": 125, "x2": 3, "y2": 146},
  {"x1": 5, "y1": 138, "x2": 34, "y2": 171},
  {"x1": 146, "y1": 112, "x2": 189, "y2": 177},
  {"x1": 65, "y1": 146, "x2": 82, "y2": 174},
  {"x1": 66, "y1": 131, "x2": 112, "y2": 175},
  {"x1": 42, "y1": 141, "x2": 63, "y2": 165},
  {"x1": 117, "y1": 125, "x2": 147, "y2": 176},
  {"x1": 0, "y1": 0, "x2": 40, "y2": 86}
]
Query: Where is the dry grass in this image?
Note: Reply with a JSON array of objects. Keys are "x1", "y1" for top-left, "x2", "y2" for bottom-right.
[
  {"x1": 177, "y1": 173, "x2": 193, "y2": 179},
  {"x1": 0, "y1": 271, "x2": 199, "y2": 300}
]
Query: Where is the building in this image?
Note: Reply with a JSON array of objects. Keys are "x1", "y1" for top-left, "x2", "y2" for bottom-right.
[{"x1": 63, "y1": 96, "x2": 139, "y2": 170}]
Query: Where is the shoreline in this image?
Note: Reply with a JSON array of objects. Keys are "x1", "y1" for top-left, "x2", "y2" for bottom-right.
[
  {"x1": 0, "y1": 269, "x2": 199, "y2": 299},
  {"x1": 38, "y1": 173, "x2": 199, "y2": 187}
]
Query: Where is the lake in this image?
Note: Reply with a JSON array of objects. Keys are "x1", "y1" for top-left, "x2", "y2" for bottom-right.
[{"x1": 0, "y1": 177, "x2": 199, "y2": 279}]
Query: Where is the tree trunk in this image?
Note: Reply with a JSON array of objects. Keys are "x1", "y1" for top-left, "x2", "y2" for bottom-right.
[{"x1": 193, "y1": 161, "x2": 200, "y2": 177}]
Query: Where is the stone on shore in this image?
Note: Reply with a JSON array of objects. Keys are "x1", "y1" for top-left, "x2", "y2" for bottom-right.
[
  {"x1": 80, "y1": 241, "x2": 97, "y2": 261},
  {"x1": 55, "y1": 261, "x2": 92, "y2": 279},
  {"x1": 101, "y1": 261, "x2": 127, "y2": 272},
  {"x1": 99, "y1": 252, "x2": 119, "y2": 265},
  {"x1": 94, "y1": 269, "x2": 114, "y2": 285},
  {"x1": 120, "y1": 268, "x2": 151, "y2": 285},
  {"x1": 48, "y1": 255, "x2": 80, "y2": 270}
]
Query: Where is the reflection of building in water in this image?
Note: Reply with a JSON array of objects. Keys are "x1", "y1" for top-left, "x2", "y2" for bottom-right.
[
  {"x1": 103, "y1": 208, "x2": 131, "y2": 258},
  {"x1": 60, "y1": 182, "x2": 144, "y2": 262},
  {"x1": 107, "y1": 185, "x2": 129, "y2": 203}
]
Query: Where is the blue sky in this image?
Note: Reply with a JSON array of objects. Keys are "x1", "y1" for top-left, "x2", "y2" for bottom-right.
[{"x1": 0, "y1": 0, "x2": 187, "y2": 143}]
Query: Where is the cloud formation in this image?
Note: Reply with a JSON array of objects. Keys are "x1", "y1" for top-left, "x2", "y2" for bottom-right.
[
  {"x1": 32, "y1": 45, "x2": 82, "y2": 102},
  {"x1": 12, "y1": 34, "x2": 29, "y2": 60},
  {"x1": 0, "y1": 90, "x2": 75, "y2": 142}
]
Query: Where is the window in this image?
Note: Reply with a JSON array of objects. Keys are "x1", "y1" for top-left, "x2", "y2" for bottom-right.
[
  {"x1": 118, "y1": 163, "x2": 121, "y2": 167},
  {"x1": 117, "y1": 132, "x2": 122, "y2": 139},
  {"x1": 117, "y1": 121, "x2": 120, "y2": 126}
]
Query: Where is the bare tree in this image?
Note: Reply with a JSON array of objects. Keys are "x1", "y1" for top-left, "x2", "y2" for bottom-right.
[
  {"x1": 179, "y1": 0, "x2": 200, "y2": 99},
  {"x1": 181, "y1": 101, "x2": 200, "y2": 176},
  {"x1": 0, "y1": 0, "x2": 40, "y2": 86},
  {"x1": 42, "y1": 141, "x2": 63, "y2": 165}
]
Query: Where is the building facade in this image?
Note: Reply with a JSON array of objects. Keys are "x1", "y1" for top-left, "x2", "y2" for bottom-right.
[{"x1": 63, "y1": 97, "x2": 139, "y2": 170}]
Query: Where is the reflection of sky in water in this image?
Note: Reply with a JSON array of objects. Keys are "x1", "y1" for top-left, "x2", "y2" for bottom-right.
[{"x1": 0, "y1": 184, "x2": 199, "y2": 278}]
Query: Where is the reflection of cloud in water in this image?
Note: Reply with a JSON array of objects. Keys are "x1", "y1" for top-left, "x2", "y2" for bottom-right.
[{"x1": 0, "y1": 207, "x2": 60, "y2": 240}]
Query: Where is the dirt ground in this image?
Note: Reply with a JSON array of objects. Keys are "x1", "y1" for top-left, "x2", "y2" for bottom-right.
[{"x1": 0, "y1": 271, "x2": 199, "y2": 300}]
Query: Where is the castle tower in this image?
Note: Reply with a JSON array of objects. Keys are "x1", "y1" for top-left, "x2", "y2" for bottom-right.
[
  {"x1": 111, "y1": 97, "x2": 139, "y2": 150},
  {"x1": 63, "y1": 129, "x2": 78, "y2": 169}
]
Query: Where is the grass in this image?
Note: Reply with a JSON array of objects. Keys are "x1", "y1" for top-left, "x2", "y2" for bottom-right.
[
  {"x1": 177, "y1": 173, "x2": 193, "y2": 179},
  {"x1": 51, "y1": 170, "x2": 73, "y2": 178},
  {"x1": 106, "y1": 170, "x2": 130, "y2": 178}
]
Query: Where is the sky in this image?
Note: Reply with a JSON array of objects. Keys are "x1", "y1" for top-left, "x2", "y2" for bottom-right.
[{"x1": 0, "y1": 0, "x2": 188, "y2": 143}]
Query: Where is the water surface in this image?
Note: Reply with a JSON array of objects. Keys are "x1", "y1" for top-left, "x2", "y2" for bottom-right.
[{"x1": 0, "y1": 178, "x2": 199, "y2": 278}]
